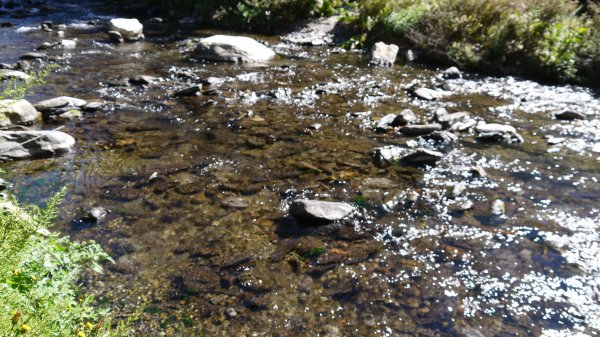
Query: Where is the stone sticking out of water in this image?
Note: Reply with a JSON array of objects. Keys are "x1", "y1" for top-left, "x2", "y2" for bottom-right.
[
  {"x1": 194, "y1": 35, "x2": 275, "y2": 63},
  {"x1": 554, "y1": 109, "x2": 585, "y2": 121},
  {"x1": 107, "y1": 30, "x2": 124, "y2": 44},
  {"x1": 290, "y1": 199, "x2": 354, "y2": 222},
  {"x1": 0, "y1": 130, "x2": 75, "y2": 161},
  {"x1": 425, "y1": 130, "x2": 458, "y2": 144},
  {"x1": 129, "y1": 75, "x2": 156, "y2": 86},
  {"x1": 108, "y1": 18, "x2": 143, "y2": 41},
  {"x1": 441, "y1": 66, "x2": 462, "y2": 79},
  {"x1": 368, "y1": 42, "x2": 399, "y2": 67},
  {"x1": 0, "y1": 99, "x2": 40, "y2": 127},
  {"x1": 475, "y1": 122, "x2": 524, "y2": 143},
  {"x1": 409, "y1": 87, "x2": 451, "y2": 101},
  {"x1": 0, "y1": 69, "x2": 31, "y2": 81},
  {"x1": 491, "y1": 199, "x2": 506, "y2": 215},
  {"x1": 375, "y1": 113, "x2": 398, "y2": 131},
  {"x1": 400, "y1": 123, "x2": 443, "y2": 136},
  {"x1": 399, "y1": 148, "x2": 444, "y2": 166},
  {"x1": 174, "y1": 85, "x2": 202, "y2": 97},
  {"x1": 84, "y1": 206, "x2": 108, "y2": 223},
  {"x1": 19, "y1": 52, "x2": 47, "y2": 61}
]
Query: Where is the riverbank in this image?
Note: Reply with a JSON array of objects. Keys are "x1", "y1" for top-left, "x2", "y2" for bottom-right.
[{"x1": 125, "y1": 0, "x2": 600, "y2": 87}]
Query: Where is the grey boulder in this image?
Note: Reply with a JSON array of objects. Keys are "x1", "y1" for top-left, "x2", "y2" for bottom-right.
[
  {"x1": 368, "y1": 42, "x2": 399, "y2": 67},
  {"x1": 194, "y1": 35, "x2": 276, "y2": 63},
  {"x1": 290, "y1": 199, "x2": 354, "y2": 222},
  {"x1": 34, "y1": 96, "x2": 87, "y2": 116},
  {"x1": 0, "y1": 130, "x2": 75, "y2": 161},
  {"x1": 108, "y1": 18, "x2": 144, "y2": 41},
  {"x1": 0, "y1": 99, "x2": 40, "y2": 127},
  {"x1": 0, "y1": 69, "x2": 31, "y2": 81}
]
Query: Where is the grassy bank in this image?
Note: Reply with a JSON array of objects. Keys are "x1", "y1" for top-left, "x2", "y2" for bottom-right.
[
  {"x1": 0, "y1": 188, "x2": 130, "y2": 337},
  {"x1": 135, "y1": 0, "x2": 599, "y2": 85}
]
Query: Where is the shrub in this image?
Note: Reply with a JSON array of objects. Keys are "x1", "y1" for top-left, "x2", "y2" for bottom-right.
[{"x1": 0, "y1": 187, "x2": 131, "y2": 337}]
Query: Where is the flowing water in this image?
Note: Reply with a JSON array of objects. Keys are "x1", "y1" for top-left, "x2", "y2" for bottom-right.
[{"x1": 1, "y1": 1, "x2": 600, "y2": 336}]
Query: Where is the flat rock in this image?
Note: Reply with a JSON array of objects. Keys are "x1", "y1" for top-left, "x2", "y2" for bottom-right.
[
  {"x1": 396, "y1": 109, "x2": 418, "y2": 125},
  {"x1": 375, "y1": 113, "x2": 398, "y2": 131},
  {"x1": 400, "y1": 123, "x2": 442, "y2": 136},
  {"x1": 0, "y1": 130, "x2": 75, "y2": 161},
  {"x1": 435, "y1": 112, "x2": 470, "y2": 128},
  {"x1": 476, "y1": 122, "x2": 523, "y2": 143},
  {"x1": 441, "y1": 66, "x2": 462, "y2": 79},
  {"x1": 194, "y1": 35, "x2": 275, "y2": 63},
  {"x1": 0, "y1": 69, "x2": 31, "y2": 81},
  {"x1": 409, "y1": 87, "x2": 450, "y2": 100},
  {"x1": 34, "y1": 96, "x2": 87, "y2": 113},
  {"x1": 554, "y1": 110, "x2": 585, "y2": 121},
  {"x1": 108, "y1": 18, "x2": 143, "y2": 41},
  {"x1": 19, "y1": 52, "x2": 48, "y2": 60},
  {"x1": 368, "y1": 42, "x2": 399, "y2": 67},
  {"x1": 398, "y1": 148, "x2": 444, "y2": 166},
  {"x1": 290, "y1": 199, "x2": 353, "y2": 222},
  {"x1": 174, "y1": 85, "x2": 202, "y2": 97},
  {"x1": 0, "y1": 99, "x2": 40, "y2": 127},
  {"x1": 425, "y1": 130, "x2": 459, "y2": 144}
]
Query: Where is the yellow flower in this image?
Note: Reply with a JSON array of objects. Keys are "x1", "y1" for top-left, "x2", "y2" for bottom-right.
[
  {"x1": 85, "y1": 322, "x2": 94, "y2": 330},
  {"x1": 77, "y1": 331, "x2": 86, "y2": 337},
  {"x1": 20, "y1": 324, "x2": 31, "y2": 333}
]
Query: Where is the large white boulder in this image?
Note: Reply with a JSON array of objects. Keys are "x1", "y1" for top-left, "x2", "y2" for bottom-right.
[
  {"x1": 368, "y1": 42, "x2": 399, "y2": 67},
  {"x1": 0, "y1": 100, "x2": 40, "y2": 127},
  {"x1": 0, "y1": 130, "x2": 75, "y2": 161},
  {"x1": 108, "y1": 18, "x2": 144, "y2": 41},
  {"x1": 194, "y1": 35, "x2": 276, "y2": 63}
]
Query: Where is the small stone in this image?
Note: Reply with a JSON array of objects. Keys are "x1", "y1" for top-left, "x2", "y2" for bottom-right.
[
  {"x1": 458, "y1": 200, "x2": 474, "y2": 211},
  {"x1": 222, "y1": 197, "x2": 249, "y2": 209},
  {"x1": 0, "y1": 69, "x2": 31, "y2": 81},
  {"x1": 476, "y1": 122, "x2": 524, "y2": 143},
  {"x1": 108, "y1": 18, "x2": 144, "y2": 41},
  {"x1": 0, "y1": 178, "x2": 11, "y2": 191},
  {"x1": 375, "y1": 113, "x2": 398, "y2": 131},
  {"x1": 491, "y1": 199, "x2": 505, "y2": 215},
  {"x1": 290, "y1": 199, "x2": 354, "y2": 222},
  {"x1": 82, "y1": 101, "x2": 104, "y2": 111},
  {"x1": 174, "y1": 85, "x2": 202, "y2": 97},
  {"x1": 60, "y1": 39, "x2": 76, "y2": 49},
  {"x1": 468, "y1": 166, "x2": 487, "y2": 177},
  {"x1": 425, "y1": 130, "x2": 458, "y2": 144},
  {"x1": 225, "y1": 307, "x2": 237, "y2": 319},
  {"x1": 149, "y1": 17, "x2": 163, "y2": 23},
  {"x1": 400, "y1": 123, "x2": 443, "y2": 136},
  {"x1": 37, "y1": 41, "x2": 56, "y2": 50},
  {"x1": 450, "y1": 182, "x2": 467, "y2": 198},
  {"x1": 407, "y1": 191, "x2": 420, "y2": 203},
  {"x1": 545, "y1": 135, "x2": 566, "y2": 145},
  {"x1": 554, "y1": 110, "x2": 585, "y2": 121},
  {"x1": 441, "y1": 66, "x2": 462, "y2": 79},
  {"x1": 435, "y1": 112, "x2": 470, "y2": 128}
]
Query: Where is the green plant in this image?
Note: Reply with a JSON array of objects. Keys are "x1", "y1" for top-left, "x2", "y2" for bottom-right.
[
  {"x1": 0, "y1": 187, "x2": 134, "y2": 337},
  {"x1": 0, "y1": 64, "x2": 58, "y2": 101}
]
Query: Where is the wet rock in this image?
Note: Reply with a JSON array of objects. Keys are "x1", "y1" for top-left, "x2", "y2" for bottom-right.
[
  {"x1": 425, "y1": 130, "x2": 458, "y2": 144},
  {"x1": 398, "y1": 148, "x2": 444, "y2": 166},
  {"x1": 459, "y1": 199, "x2": 474, "y2": 211},
  {"x1": 194, "y1": 35, "x2": 276, "y2": 63},
  {"x1": 282, "y1": 16, "x2": 340, "y2": 46},
  {"x1": 396, "y1": 109, "x2": 418, "y2": 125},
  {"x1": 225, "y1": 307, "x2": 237, "y2": 319},
  {"x1": 409, "y1": 87, "x2": 450, "y2": 101},
  {"x1": 368, "y1": 42, "x2": 399, "y2": 67},
  {"x1": 15, "y1": 61, "x2": 31, "y2": 72},
  {"x1": 83, "y1": 206, "x2": 108, "y2": 222},
  {"x1": 129, "y1": 75, "x2": 156, "y2": 85},
  {"x1": 108, "y1": 18, "x2": 144, "y2": 41},
  {"x1": 0, "y1": 69, "x2": 31, "y2": 81},
  {"x1": 554, "y1": 109, "x2": 585, "y2": 121},
  {"x1": 0, "y1": 99, "x2": 40, "y2": 127},
  {"x1": 53, "y1": 109, "x2": 82, "y2": 121},
  {"x1": 290, "y1": 199, "x2": 353, "y2": 222},
  {"x1": 107, "y1": 30, "x2": 124, "y2": 43},
  {"x1": 19, "y1": 52, "x2": 48, "y2": 61},
  {"x1": 0, "y1": 63, "x2": 12, "y2": 69},
  {"x1": 441, "y1": 66, "x2": 462, "y2": 79},
  {"x1": 374, "y1": 146, "x2": 403, "y2": 164},
  {"x1": 0, "y1": 130, "x2": 75, "y2": 161},
  {"x1": 34, "y1": 96, "x2": 87, "y2": 117},
  {"x1": 545, "y1": 135, "x2": 566, "y2": 145},
  {"x1": 149, "y1": 17, "x2": 163, "y2": 23},
  {"x1": 491, "y1": 199, "x2": 505, "y2": 215},
  {"x1": 37, "y1": 41, "x2": 56, "y2": 50},
  {"x1": 403, "y1": 49, "x2": 419, "y2": 61},
  {"x1": 435, "y1": 112, "x2": 470, "y2": 128},
  {"x1": 468, "y1": 165, "x2": 487, "y2": 177},
  {"x1": 400, "y1": 123, "x2": 442, "y2": 136},
  {"x1": 450, "y1": 181, "x2": 467, "y2": 198},
  {"x1": 475, "y1": 122, "x2": 524, "y2": 143},
  {"x1": 82, "y1": 101, "x2": 104, "y2": 111},
  {"x1": 174, "y1": 85, "x2": 202, "y2": 97},
  {"x1": 60, "y1": 39, "x2": 76, "y2": 49},
  {"x1": 375, "y1": 113, "x2": 398, "y2": 131}
]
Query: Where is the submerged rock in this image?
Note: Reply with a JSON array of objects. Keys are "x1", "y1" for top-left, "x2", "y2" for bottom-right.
[
  {"x1": 108, "y1": 18, "x2": 144, "y2": 41},
  {"x1": 174, "y1": 85, "x2": 202, "y2": 97},
  {"x1": 83, "y1": 206, "x2": 108, "y2": 223},
  {"x1": 368, "y1": 42, "x2": 399, "y2": 67},
  {"x1": 194, "y1": 35, "x2": 276, "y2": 63},
  {"x1": 0, "y1": 99, "x2": 40, "y2": 127},
  {"x1": 0, "y1": 130, "x2": 75, "y2": 161},
  {"x1": 290, "y1": 199, "x2": 353, "y2": 222}
]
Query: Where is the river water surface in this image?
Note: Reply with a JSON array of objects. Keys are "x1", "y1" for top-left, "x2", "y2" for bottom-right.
[{"x1": 1, "y1": 1, "x2": 600, "y2": 336}]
